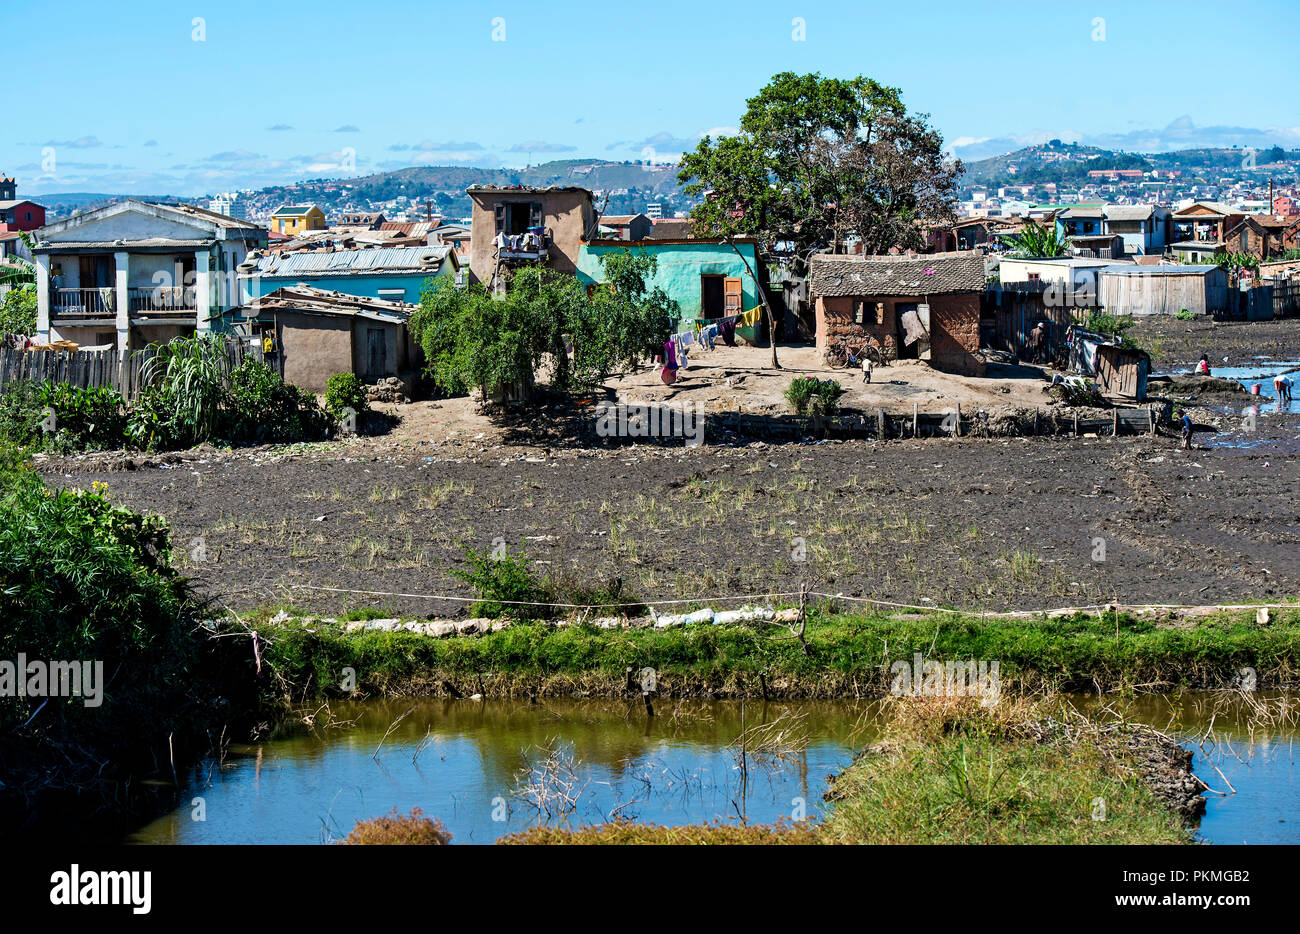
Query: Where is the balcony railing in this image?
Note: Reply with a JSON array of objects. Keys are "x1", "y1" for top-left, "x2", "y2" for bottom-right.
[
  {"x1": 128, "y1": 286, "x2": 195, "y2": 313},
  {"x1": 52, "y1": 287, "x2": 114, "y2": 316}
]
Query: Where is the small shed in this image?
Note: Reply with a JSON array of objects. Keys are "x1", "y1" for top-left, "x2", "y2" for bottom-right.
[
  {"x1": 1094, "y1": 344, "x2": 1149, "y2": 401},
  {"x1": 1098, "y1": 265, "x2": 1228, "y2": 316},
  {"x1": 216, "y1": 285, "x2": 420, "y2": 393}
]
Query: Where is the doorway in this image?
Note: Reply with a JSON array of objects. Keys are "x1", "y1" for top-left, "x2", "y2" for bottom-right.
[
  {"x1": 365, "y1": 327, "x2": 387, "y2": 379},
  {"x1": 701, "y1": 275, "x2": 724, "y2": 318}
]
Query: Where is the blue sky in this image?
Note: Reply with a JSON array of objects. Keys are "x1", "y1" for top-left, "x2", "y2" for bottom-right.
[{"x1": 6, "y1": 0, "x2": 1299, "y2": 196}]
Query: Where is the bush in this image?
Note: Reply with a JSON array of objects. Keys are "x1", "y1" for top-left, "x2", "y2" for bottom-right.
[
  {"x1": 451, "y1": 546, "x2": 553, "y2": 619},
  {"x1": 0, "y1": 285, "x2": 37, "y2": 335},
  {"x1": 811, "y1": 379, "x2": 843, "y2": 415},
  {"x1": 222, "y1": 359, "x2": 333, "y2": 444},
  {"x1": 341, "y1": 807, "x2": 452, "y2": 845},
  {"x1": 784, "y1": 376, "x2": 818, "y2": 414},
  {"x1": 0, "y1": 454, "x2": 203, "y2": 801},
  {"x1": 0, "y1": 381, "x2": 44, "y2": 446},
  {"x1": 785, "y1": 377, "x2": 841, "y2": 415},
  {"x1": 0, "y1": 381, "x2": 125, "y2": 451},
  {"x1": 324, "y1": 372, "x2": 369, "y2": 418},
  {"x1": 38, "y1": 383, "x2": 126, "y2": 452}
]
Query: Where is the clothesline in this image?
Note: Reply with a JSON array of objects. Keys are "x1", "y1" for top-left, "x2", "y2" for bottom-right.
[{"x1": 286, "y1": 583, "x2": 1295, "y2": 620}]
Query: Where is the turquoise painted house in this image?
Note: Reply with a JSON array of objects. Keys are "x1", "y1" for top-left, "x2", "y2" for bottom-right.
[
  {"x1": 239, "y1": 244, "x2": 458, "y2": 305},
  {"x1": 576, "y1": 237, "x2": 767, "y2": 341}
]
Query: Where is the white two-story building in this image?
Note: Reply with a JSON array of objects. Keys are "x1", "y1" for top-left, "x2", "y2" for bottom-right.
[{"x1": 33, "y1": 200, "x2": 266, "y2": 351}]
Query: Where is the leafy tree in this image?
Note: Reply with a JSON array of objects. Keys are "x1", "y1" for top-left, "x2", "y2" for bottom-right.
[
  {"x1": 678, "y1": 72, "x2": 961, "y2": 366},
  {"x1": 410, "y1": 253, "x2": 674, "y2": 402},
  {"x1": 0, "y1": 286, "x2": 37, "y2": 335}
]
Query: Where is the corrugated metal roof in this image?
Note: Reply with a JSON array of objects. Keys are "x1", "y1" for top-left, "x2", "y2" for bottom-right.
[{"x1": 256, "y1": 245, "x2": 451, "y2": 276}]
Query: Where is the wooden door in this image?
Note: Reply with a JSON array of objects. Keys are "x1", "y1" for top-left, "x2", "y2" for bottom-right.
[{"x1": 366, "y1": 327, "x2": 387, "y2": 378}]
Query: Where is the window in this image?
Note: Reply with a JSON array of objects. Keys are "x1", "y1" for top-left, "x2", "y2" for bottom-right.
[
  {"x1": 853, "y1": 300, "x2": 865, "y2": 324},
  {"x1": 1027, "y1": 272, "x2": 1041, "y2": 282}
]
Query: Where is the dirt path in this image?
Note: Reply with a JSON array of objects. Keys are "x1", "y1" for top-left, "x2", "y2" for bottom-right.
[{"x1": 38, "y1": 430, "x2": 1300, "y2": 619}]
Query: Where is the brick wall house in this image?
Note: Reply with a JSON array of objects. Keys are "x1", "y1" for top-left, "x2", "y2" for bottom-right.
[{"x1": 810, "y1": 250, "x2": 986, "y2": 376}]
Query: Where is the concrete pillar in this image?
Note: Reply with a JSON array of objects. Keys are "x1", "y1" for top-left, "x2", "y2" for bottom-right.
[
  {"x1": 35, "y1": 253, "x2": 51, "y2": 342},
  {"x1": 114, "y1": 251, "x2": 130, "y2": 354},
  {"x1": 194, "y1": 249, "x2": 213, "y2": 332}
]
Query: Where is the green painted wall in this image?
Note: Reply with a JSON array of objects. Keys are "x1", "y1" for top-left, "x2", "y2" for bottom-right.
[{"x1": 577, "y1": 240, "x2": 762, "y2": 337}]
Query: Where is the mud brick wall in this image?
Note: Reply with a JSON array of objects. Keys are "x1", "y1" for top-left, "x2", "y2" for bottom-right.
[
  {"x1": 929, "y1": 292, "x2": 985, "y2": 376},
  {"x1": 815, "y1": 295, "x2": 899, "y2": 359}
]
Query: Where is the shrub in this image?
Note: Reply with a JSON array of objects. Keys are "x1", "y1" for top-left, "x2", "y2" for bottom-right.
[
  {"x1": 0, "y1": 381, "x2": 124, "y2": 451},
  {"x1": 451, "y1": 546, "x2": 553, "y2": 619},
  {"x1": 38, "y1": 383, "x2": 126, "y2": 452},
  {"x1": 0, "y1": 455, "x2": 203, "y2": 798},
  {"x1": 811, "y1": 379, "x2": 843, "y2": 415},
  {"x1": 1174, "y1": 308, "x2": 1195, "y2": 320},
  {"x1": 222, "y1": 358, "x2": 333, "y2": 444},
  {"x1": 0, "y1": 380, "x2": 44, "y2": 446},
  {"x1": 784, "y1": 376, "x2": 818, "y2": 414},
  {"x1": 0, "y1": 285, "x2": 38, "y2": 335},
  {"x1": 785, "y1": 377, "x2": 841, "y2": 415},
  {"x1": 324, "y1": 372, "x2": 369, "y2": 418},
  {"x1": 135, "y1": 334, "x2": 232, "y2": 447},
  {"x1": 341, "y1": 807, "x2": 452, "y2": 845}
]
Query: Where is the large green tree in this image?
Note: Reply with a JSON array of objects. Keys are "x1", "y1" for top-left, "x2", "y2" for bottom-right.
[
  {"x1": 410, "y1": 253, "x2": 676, "y2": 402},
  {"x1": 679, "y1": 72, "x2": 961, "y2": 257}
]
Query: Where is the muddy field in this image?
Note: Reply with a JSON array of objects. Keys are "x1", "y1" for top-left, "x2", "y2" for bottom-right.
[
  {"x1": 1130, "y1": 316, "x2": 1300, "y2": 369},
  {"x1": 38, "y1": 426, "x2": 1300, "y2": 619}
]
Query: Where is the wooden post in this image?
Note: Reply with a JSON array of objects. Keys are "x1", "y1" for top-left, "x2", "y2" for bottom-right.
[
  {"x1": 955, "y1": 403, "x2": 962, "y2": 437},
  {"x1": 913, "y1": 402, "x2": 919, "y2": 437},
  {"x1": 877, "y1": 407, "x2": 885, "y2": 439},
  {"x1": 1073, "y1": 412, "x2": 1079, "y2": 437},
  {"x1": 1112, "y1": 408, "x2": 1119, "y2": 437},
  {"x1": 1034, "y1": 409, "x2": 1039, "y2": 436},
  {"x1": 1148, "y1": 405, "x2": 1156, "y2": 436}
]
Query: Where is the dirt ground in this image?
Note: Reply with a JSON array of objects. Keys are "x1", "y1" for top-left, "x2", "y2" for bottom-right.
[
  {"x1": 38, "y1": 427, "x2": 1300, "y2": 619},
  {"x1": 1129, "y1": 317, "x2": 1300, "y2": 370}
]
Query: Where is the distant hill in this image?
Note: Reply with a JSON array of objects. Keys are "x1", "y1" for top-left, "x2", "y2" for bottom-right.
[
  {"x1": 244, "y1": 159, "x2": 692, "y2": 219},
  {"x1": 962, "y1": 140, "x2": 1300, "y2": 189}
]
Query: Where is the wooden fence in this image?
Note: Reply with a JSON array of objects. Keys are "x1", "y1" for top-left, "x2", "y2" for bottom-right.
[
  {"x1": 0, "y1": 338, "x2": 251, "y2": 400},
  {"x1": 983, "y1": 285, "x2": 1090, "y2": 362}
]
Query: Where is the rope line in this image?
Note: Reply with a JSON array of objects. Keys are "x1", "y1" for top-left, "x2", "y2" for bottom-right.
[{"x1": 285, "y1": 584, "x2": 1296, "y2": 619}]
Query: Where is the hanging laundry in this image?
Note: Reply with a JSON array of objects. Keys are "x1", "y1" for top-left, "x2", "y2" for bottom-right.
[{"x1": 720, "y1": 318, "x2": 736, "y2": 347}]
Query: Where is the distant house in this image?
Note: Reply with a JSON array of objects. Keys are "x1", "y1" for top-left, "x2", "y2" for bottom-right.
[
  {"x1": 997, "y1": 256, "x2": 1116, "y2": 301},
  {"x1": 466, "y1": 185, "x2": 597, "y2": 288},
  {"x1": 32, "y1": 199, "x2": 267, "y2": 352},
  {"x1": 337, "y1": 211, "x2": 385, "y2": 229},
  {"x1": 950, "y1": 218, "x2": 994, "y2": 251},
  {"x1": 1169, "y1": 202, "x2": 1244, "y2": 263},
  {"x1": 809, "y1": 250, "x2": 986, "y2": 376},
  {"x1": 0, "y1": 173, "x2": 46, "y2": 261},
  {"x1": 1056, "y1": 205, "x2": 1106, "y2": 238},
  {"x1": 1223, "y1": 215, "x2": 1287, "y2": 261},
  {"x1": 1102, "y1": 204, "x2": 1169, "y2": 256},
  {"x1": 270, "y1": 204, "x2": 327, "y2": 236},
  {"x1": 576, "y1": 236, "x2": 768, "y2": 342},
  {"x1": 240, "y1": 244, "x2": 458, "y2": 305},
  {"x1": 216, "y1": 285, "x2": 419, "y2": 393},
  {"x1": 645, "y1": 218, "x2": 695, "y2": 240},
  {"x1": 596, "y1": 213, "x2": 653, "y2": 241}
]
